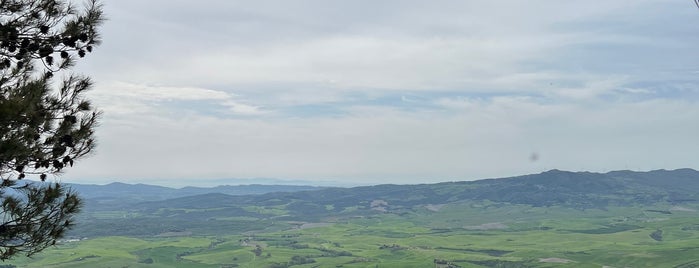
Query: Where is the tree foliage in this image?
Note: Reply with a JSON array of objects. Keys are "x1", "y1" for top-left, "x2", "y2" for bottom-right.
[{"x1": 0, "y1": 0, "x2": 103, "y2": 260}]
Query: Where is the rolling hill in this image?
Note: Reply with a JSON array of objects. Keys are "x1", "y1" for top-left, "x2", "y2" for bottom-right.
[
  {"x1": 70, "y1": 168, "x2": 699, "y2": 237},
  {"x1": 15, "y1": 168, "x2": 699, "y2": 268}
]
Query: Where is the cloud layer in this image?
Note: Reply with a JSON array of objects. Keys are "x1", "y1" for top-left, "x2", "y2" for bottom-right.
[{"x1": 65, "y1": 1, "x2": 699, "y2": 186}]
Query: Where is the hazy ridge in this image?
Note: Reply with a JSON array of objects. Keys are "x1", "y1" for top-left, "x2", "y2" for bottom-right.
[{"x1": 69, "y1": 168, "x2": 699, "y2": 237}]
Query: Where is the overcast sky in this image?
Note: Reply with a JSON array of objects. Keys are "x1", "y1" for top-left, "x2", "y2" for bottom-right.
[{"x1": 63, "y1": 0, "x2": 699, "y2": 187}]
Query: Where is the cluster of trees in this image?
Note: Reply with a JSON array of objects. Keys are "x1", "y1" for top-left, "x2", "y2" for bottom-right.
[
  {"x1": 0, "y1": 0, "x2": 102, "y2": 260},
  {"x1": 268, "y1": 255, "x2": 316, "y2": 268}
]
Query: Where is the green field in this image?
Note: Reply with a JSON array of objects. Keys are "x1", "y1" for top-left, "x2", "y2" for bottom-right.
[{"x1": 10, "y1": 201, "x2": 699, "y2": 268}]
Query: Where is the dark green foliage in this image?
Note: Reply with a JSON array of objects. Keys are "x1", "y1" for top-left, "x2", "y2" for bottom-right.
[
  {"x1": 435, "y1": 247, "x2": 513, "y2": 257},
  {"x1": 252, "y1": 245, "x2": 262, "y2": 256},
  {"x1": 0, "y1": 182, "x2": 81, "y2": 259},
  {"x1": 645, "y1": 209, "x2": 672, "y2": 215},
  {"x1": 316, "y1": 248, "x2": 352, "y2": 257},
  {"x1": 568, "y1": 224, "x2": 641, "y2": 234},
  {"x1": 269, "y1": 255, "x2": 316, "y2": 268},
  {"x1": 289, "y1": 255, "x2": 315, "y2": 265},
  {"x1": 681, "y1": 224, "x2": 699, "y2": 231},
  {"x1": 650, "y1": 229, "x2": 663, "y2": 241},
  {"x1": 466, "y1": 259, "x2": 532, "y2": 268},
  {"x1": 674, "y1": 260, "x2": 699, "y2": 268},
  {"x1": 0, "y1": 0, "x2": 103, "y2": 260},
  {"x1": 0, "y1": 0, "x2": 102, "y2": 182},
  {"x1": 434, "y1": 259, "x2": 462, "y2": 268},
  {"x1": 138, "y1": 257, "x2": 153, "y2": 264}
]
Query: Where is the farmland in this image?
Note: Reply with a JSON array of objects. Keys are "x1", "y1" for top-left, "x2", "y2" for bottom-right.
[
  {"x1": 12, "y1": 202, "x2": 699, "y2": 267},
  {"x1": 9, "y1": 169, "x2": 699, "y2": 267}
]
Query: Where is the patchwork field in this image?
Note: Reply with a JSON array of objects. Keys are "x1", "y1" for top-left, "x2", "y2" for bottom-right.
[{"x1": 10, "y1": 202, "x2": 699, "y2": 268}]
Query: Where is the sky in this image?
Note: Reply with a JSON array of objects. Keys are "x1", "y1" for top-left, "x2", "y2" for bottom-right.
[{"x1": 62, "y1": 0, "x2": 699, "y2": 187}]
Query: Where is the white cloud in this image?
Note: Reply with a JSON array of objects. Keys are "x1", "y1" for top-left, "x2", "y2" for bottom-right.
[
  {"x1": 61, "y1": 0, "x2": 699, "y2": 186},
  {"x1": 102, "y1": 82, "x2": 230, "y2": 101},
  {"x1": 81, "y1": 0, "x2": 693, "y2": 94},
  {"x1": 89, "y1": 82, "x2": 265, "y2": 116},
  {"x1": 65, "y1": 96, "x2": 699, "y2": 185},
  {"x1": 222, "y1": 100, "x2": 266, "y2": 115}
]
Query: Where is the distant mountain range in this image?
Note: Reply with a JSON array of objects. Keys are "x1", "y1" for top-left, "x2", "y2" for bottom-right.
[
  {"x1": 144, "y1": 168, "x2": 699, "y2": 213},
  {"x1": 68, "y1": 168, "x2": 699, "y2": 208},
  {"x1": 67, "y1": 182, "x2": 323, "y2": 203},
  {"x1": 65, "y1": 168, "x2": 699, "y2": 238}
]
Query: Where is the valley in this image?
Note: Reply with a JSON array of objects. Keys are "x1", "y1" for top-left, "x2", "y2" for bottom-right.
[{"x1": 9, "y1": 169, "x2": 699, "y2": 267}]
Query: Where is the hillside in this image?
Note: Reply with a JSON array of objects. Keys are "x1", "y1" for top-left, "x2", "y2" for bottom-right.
[
  {"x1": 15, "y1": 168, "x2": 699, "y2": 268},
  {"x1": 128, "y1": 168, "x2": 699, "y2": 213},
  {"x1": 68, "y1": 182, "x2": 322, "y2": 204},
  {"x1": 70, "y1": 168, "x2": 699, "y2": 237}
]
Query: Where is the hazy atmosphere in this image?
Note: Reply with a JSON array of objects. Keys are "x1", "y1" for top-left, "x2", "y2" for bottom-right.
[{"x1": 67, "y1": 0, "x2": 699, "y2": 186}]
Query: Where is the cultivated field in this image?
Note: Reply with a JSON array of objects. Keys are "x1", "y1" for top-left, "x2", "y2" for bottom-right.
[{"x1": 11, "y1": 202, "x2": 699, "y2": 268}]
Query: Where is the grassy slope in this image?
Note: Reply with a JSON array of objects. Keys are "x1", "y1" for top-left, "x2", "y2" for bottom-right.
[
  {"x1": 11, "y1": 170, "x2": 699, "y2": 267},
  {"x1": 11, "y1": 201, "x2": 699, "y2": 268}
]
